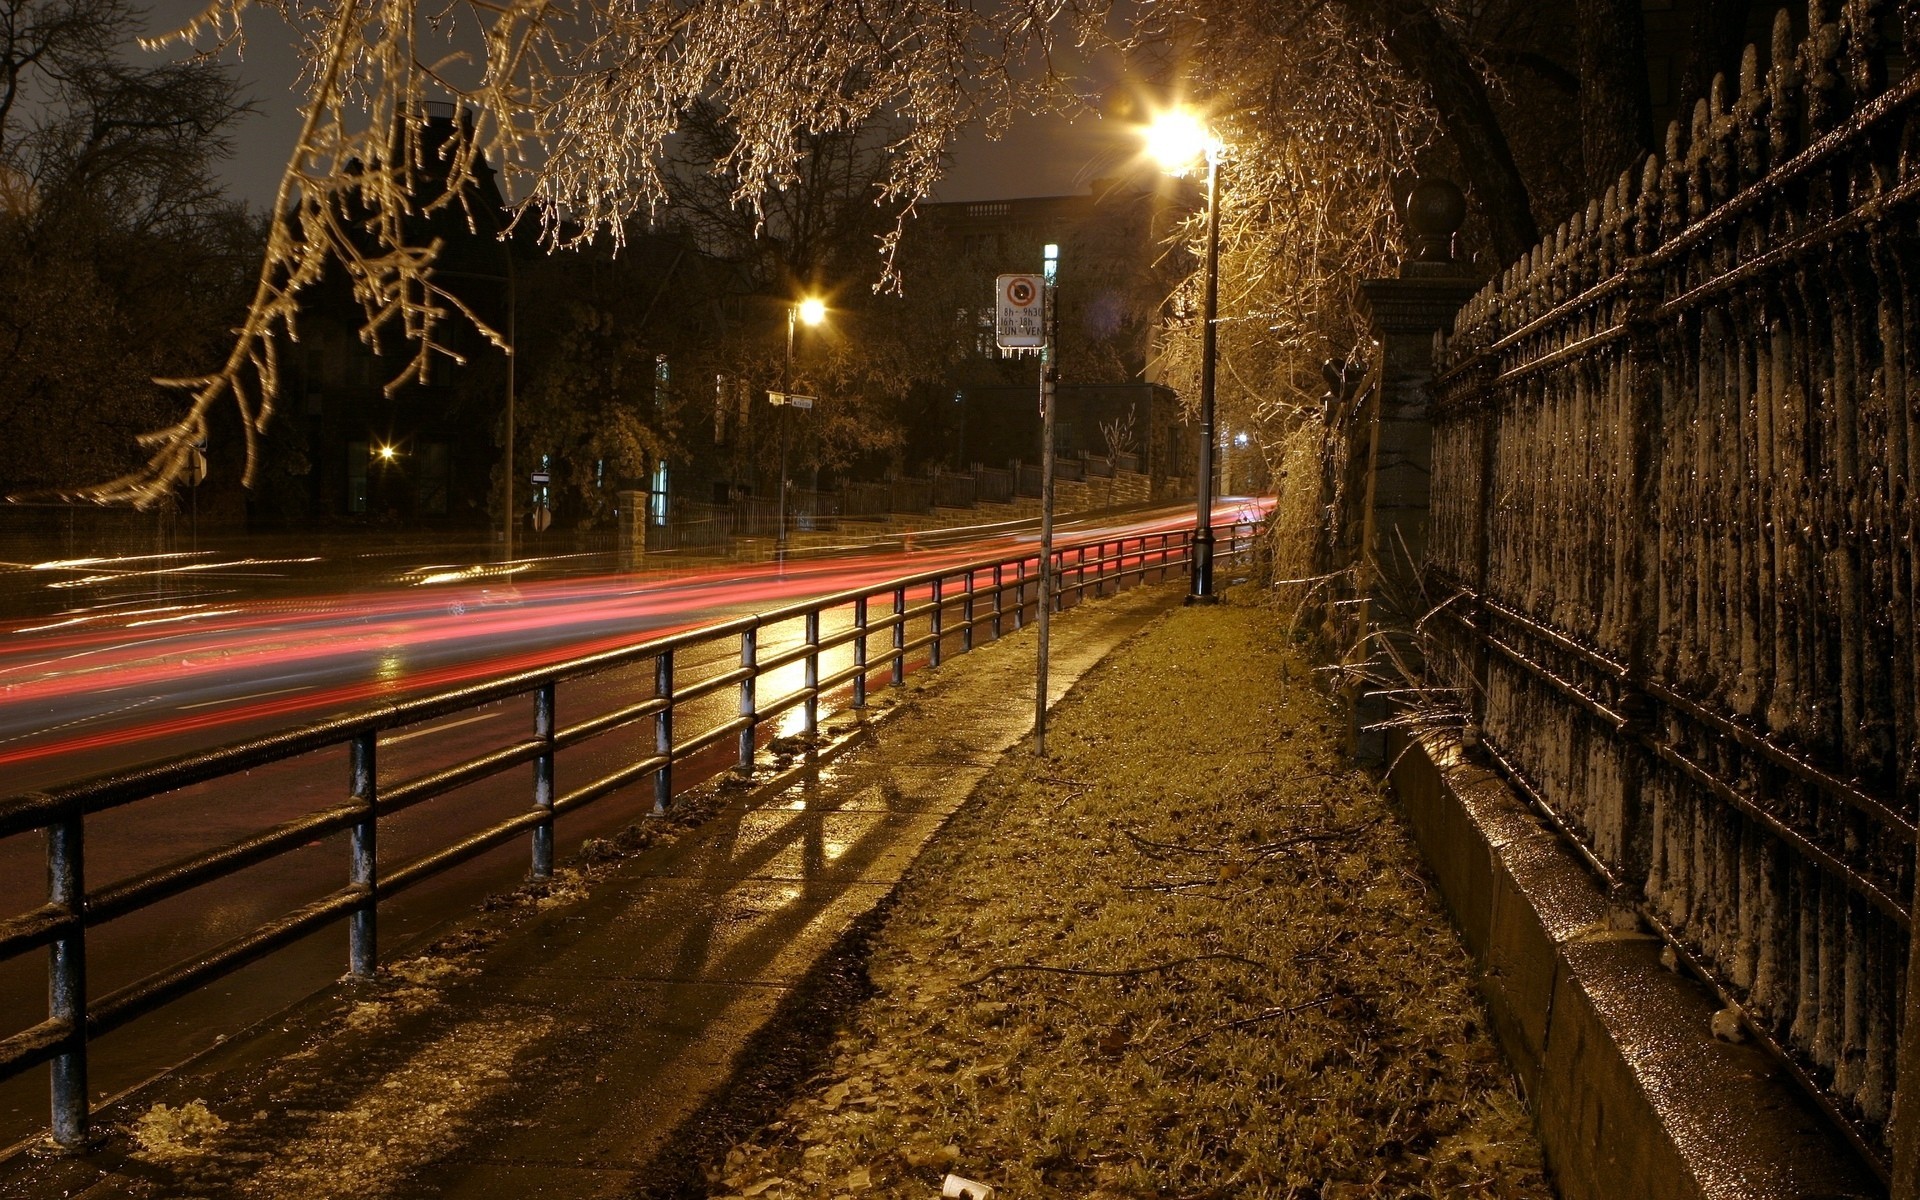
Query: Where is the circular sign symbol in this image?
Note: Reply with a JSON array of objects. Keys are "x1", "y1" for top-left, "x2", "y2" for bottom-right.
[{"x1": 1005, "y1": 277, "x2": 1037, "y2": 307}]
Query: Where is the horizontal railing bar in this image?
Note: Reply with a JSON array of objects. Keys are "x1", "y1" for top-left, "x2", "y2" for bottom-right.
[
  {"x1": 673, "y1": 665, "x2": 753, "y2": 708},
  {"x1": 1466, "y1": 587, "x2": 1620, "y2": 675},
  {"x1": 551, "y1": 697, "x2": 670, "y2": 752},
  {"x1": 1642, "y1": 737, "x2": 1910, "y2": 928},
  {"x1": 553, "y1": 756, "x2": 671, "y2": 818},
  {"x1": 88, "y1": 801, "x2": 369, "y2": 925},
  {"x1": 1441, "y1": 574, "x2": 1912, "y2": 842},
  {"x1": 811, "y1": 622, "x2": 867, "y2": 657},
  {"x1": 1483, "y1": 631, "x2": 1628, "y2": 732},
  {"x1": 87, "y1": 887, "x2": 369, "y2": 1040},
  {"x1": 758, "y1": 642, "x2": 817, "y2": 675},
  {"x1": 757, "y1": 685, "x2": 815, "y2": 726},
  {"x1": 673, "y1": 717, "x2": 752, "y2": 763},
  {"x1": 1642, "y1": 679, "x2": 1915, "y2": 842},
  {"x1": 380, "y1": 812, "x2": 545, "y2": 897},
  {"x1": 900, "y1": 632, "x2": 938, "y2": 656},
  {"x1": 0, "y1": 904, "x2": 73, "y2": 961},
  {"x1": 380, "y1": 740, "x2": 547, "y2": 811},
  {"x1": 1492, "y1": 324, "x2": 1629, "y2": 386},
  {"x1": 816, "y1": 661, "x2": 868, "y2": 695},
  {"x1": 1470, "y1": 618, "x2": 1910, "y2": 924},
  {"x1": 0, "y1": 1019, "x2": 70, "y2": 1077}
]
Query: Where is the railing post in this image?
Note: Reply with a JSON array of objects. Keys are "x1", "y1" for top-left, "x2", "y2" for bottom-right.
[
  {"x1": 1014, "y1": 560, "x2": 1027, "y2": 629},
  {"x1": 654, "y1": 650, "x2": 674, "y2": 813},
  {"x1": 804, "y1": 610, "x2": 821, "y2": 735},
  {"x1": 962, "y1": 570, "x2": 975, "y2": 652},
  {"x1": 891, "y1": 586, "x2": 906, "y2": 686},
  {"x1": 852, "y1": 597, "x2": 869, "y2": 709},
  {"x1": 992, "y1": 564, "x2": 1005, "y2": 638},
  {"x1": 531, "y1": 682, "x2": 556, "y2": 880},
  {"x1": 929, "y1": 577, "x2": 945, "y2": 668},
  {"x1": 738, "y1": 626, "x2": 758, "y2": 770},
  {"x1": 47, "y1": 812, "x2": 87, "y2": 1148},
  {"x1": 349, "y1": 731, "x2": 377, "y2": 979}
]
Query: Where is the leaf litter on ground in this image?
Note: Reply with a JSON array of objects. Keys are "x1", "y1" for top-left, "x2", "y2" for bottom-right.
[{"x1": 708, "y1": 597, "x2": 1552, "y2": 1199}]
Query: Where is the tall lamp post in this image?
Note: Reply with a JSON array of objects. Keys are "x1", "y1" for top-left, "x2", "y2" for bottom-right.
[
  {"x1": 776, "y1": 296, "x2": 826, "y2": 561},
  {"x1": 1145, "y1": 109, "x2": 1224, "y2": 604}
]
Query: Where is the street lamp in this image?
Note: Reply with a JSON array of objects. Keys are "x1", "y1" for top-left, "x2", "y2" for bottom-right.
[
  {"x1": 1145, "y1": 107, "x2": 1224, "y2": 604},
  {"x1": 776, "y1": 296, "x2": 827, "y2": 560}
]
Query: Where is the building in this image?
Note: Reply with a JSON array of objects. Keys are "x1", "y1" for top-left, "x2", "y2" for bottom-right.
[{"x1": 904, "y1": 181, "x2": 1193, "y2": 492}]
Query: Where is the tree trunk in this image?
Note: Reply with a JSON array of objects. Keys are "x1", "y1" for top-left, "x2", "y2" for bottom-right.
[
  {"x1": 1335, "y1": 0, "x2": 1541, "y2": 266},
  {"x1": 1675, "y1": 0, "x2": 1756, "y2": 119},
  {"x1": 1578, "y1": 0, "x2": 1656, "y2": 198}
]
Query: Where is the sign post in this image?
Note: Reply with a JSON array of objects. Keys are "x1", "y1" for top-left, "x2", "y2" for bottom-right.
[{"x1": 997, "y1": 261, "x2": 1057, "y2": 754}]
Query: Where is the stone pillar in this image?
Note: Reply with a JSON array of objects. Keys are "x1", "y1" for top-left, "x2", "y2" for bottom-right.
[
  {"x1": 1345, "y1": 179, "x2": 1479, "y2": 759},
  {"x1": 617, "y1": 489, "x2": 647, "y2": 570}
]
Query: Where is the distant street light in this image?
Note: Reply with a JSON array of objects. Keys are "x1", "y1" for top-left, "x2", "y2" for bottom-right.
[
  {"x1": 1145, "y1": 107, "x2": 1225, "y2": 604},
  {"x1": 777, "y1": 296, "x2": 827, "y2": 560}
]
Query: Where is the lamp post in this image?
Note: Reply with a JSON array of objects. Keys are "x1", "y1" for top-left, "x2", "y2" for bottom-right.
[
  {"x1": 776, "y1": 296, "x2": 826, "y2": 561},
  {"x1": 1145, "y1": 109, "x2": 1223, "y2": 604}
]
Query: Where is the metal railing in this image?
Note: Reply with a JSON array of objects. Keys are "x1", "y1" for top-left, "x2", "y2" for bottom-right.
[
  {"x1": 1425, "y1": 5, "x2": 1918, "y2": 1172},
  {"x1": 0, "y1": 520, "x2": 1254, "y2": 1148}
]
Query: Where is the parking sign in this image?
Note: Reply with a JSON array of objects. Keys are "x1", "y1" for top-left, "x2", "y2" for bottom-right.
[{"x1": 995, "y1": 274, "x2": 1045, "y2": 349}]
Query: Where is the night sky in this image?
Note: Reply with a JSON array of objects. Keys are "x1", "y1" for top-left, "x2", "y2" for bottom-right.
[{"x1": 136, "y1": 1, "x2": 1136, "y2": 214}]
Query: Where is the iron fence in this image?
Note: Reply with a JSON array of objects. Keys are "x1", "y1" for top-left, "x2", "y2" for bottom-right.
[
  {"x1": 0, "y1": 521, "x2": 1253, "y2": 1149},
  {"x1": 1429, "y1": 5, "x2": 1917, "y2": 1170}
]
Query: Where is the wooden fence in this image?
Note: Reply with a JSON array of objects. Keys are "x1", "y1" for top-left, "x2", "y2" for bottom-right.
[{"x1": 1426, "y1": 5, "x2": 1917, "y2": 1170}]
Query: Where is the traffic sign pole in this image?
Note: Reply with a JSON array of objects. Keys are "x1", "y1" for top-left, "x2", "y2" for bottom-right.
[{"x1": 1034, "y1": 247, "x2": 1058, "y2": 756}]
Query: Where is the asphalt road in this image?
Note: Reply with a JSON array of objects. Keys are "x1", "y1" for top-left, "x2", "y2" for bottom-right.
[{"x1": 0, "y1": 503, "x2": 1260, "y2": 1152}]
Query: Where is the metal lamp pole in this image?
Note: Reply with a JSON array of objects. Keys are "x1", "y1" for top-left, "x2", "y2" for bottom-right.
[
  {"x1": 1189, "y1": 147, "x2": 1220, "y2": 604},
  {"x1": 502, "y1": 250, "x2": 517, "y2": 562},
  {"x1": 775, "y1": 297, "x2": 825, "y2": 563},
  {"x1": 777, "y1": 305, "x2": 795, "y2": 562}
]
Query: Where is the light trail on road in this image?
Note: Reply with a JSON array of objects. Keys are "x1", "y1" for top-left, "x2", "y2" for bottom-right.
[{"x1": 0, "y1": 506, "x2": 1263, "y2": 789}]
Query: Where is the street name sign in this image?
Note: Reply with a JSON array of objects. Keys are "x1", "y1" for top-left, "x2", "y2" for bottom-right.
[{"x1": 768, "y1": 391, "x2": 816, "y2": 409}]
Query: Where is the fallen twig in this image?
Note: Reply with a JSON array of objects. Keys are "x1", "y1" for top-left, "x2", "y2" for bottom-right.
[
  {"x1": 965, "y1": 951, "x2": 1269, "y2": 989},
  {"x1": 1122, "y1": 828, "x2": 1232, "y2": 859},
  {"x1": 1117, "y1": 877, "x2": 1219, "y2": 892},
  {"x1": 1247, "y1": 822, "x2": 1375, "y2": 858},
  {"x1": 1151, "y1": 995, "x2": 1340, "y2": 1062}
]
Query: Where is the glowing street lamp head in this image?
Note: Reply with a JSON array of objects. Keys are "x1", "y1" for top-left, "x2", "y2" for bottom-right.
[
  {"x1": 796, "y1": 297, "x2": 827, "y2": 326},
  {"x1": 375, "y1": 443, "x2": 398, "y2": 463},
  {"x1": 1144, "y1": 108, "x2": 1219, "y2": 177}
]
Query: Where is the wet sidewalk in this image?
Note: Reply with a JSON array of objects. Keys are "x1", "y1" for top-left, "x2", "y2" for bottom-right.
[{"x1": 3, "y1": 581, "x2": 1184, "y2": 1200}]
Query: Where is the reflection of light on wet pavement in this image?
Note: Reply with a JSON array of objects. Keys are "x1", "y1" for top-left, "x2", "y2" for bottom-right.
[
  {"x1": 762, "y1": 657, "x2": 811, "y2": 738},
  {"x1": 127, "y1": 609, "x2": 241, "y2": 628},
  {"x1": 401, "y1": 561, "x2": 534, "y2": 587}
]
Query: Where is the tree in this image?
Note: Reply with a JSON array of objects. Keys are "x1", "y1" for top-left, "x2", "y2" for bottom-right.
[
  {"x1": 0, "y1": 0, "x2": 257, "y2": 496},
  {"x1": 84, "y1": 0, "x2": 1112, "y2": 503},
  {"x1": 93, "y1": 0, "x2": 1757, "y2": 505}
]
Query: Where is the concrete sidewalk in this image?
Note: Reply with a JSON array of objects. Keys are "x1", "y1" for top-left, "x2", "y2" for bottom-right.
[{"x1": 3, "y1": 581, "x2": 1184, "y2": 1200}]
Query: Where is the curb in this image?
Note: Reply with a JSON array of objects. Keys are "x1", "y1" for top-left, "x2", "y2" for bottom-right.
[{"x1": 1386, "y1": 728, "x2": 1882, "y2": 1199}]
